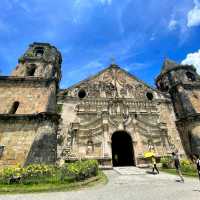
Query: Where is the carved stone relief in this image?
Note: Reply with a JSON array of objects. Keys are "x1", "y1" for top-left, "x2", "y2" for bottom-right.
[
  {"x1": 58, "y1": 66, "x2": 184, "y2": 164},
  {"x1": 65, "y1": 67, "x2": 154, "y2": 100}
]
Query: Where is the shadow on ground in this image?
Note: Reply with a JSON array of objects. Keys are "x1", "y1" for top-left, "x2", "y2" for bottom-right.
[{"x1": 145, "y1": 170, "x2": 158, "y2": 175}]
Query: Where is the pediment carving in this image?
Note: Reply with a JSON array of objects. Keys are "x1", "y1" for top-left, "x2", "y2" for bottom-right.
[{"x1": 61, "y1": 66, "x2": 157, "y2": 100}]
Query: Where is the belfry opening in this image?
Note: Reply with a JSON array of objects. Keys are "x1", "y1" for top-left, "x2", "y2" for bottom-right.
[{"x1": 111, "y1": 131, "x2": 135, "y2": 166}]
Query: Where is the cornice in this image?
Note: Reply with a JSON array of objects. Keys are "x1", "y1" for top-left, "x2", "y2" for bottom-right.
[
  {"x1": 0, "y1": 112, "x2": 60, "y2": 123},
  {"x1": 0, "y1": 76, "x2": 58, "y2": 87}
]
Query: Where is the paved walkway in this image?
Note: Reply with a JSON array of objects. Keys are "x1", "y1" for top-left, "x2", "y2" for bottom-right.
[{"x1": 0, "y1": 167, "x2": 200, "y2": 200}]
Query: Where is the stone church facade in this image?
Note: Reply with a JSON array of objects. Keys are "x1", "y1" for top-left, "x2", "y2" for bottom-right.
[
  {"x1": 57, "y1": 62, "x2": 184, "y2": 167},
  {"x1": 0, "y1": 42, "x2": 200, "y2": 167}
]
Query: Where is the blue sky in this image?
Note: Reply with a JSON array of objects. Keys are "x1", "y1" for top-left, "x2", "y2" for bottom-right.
[{"x1": 0, "y1": 0, "x2": 200, "y2": 88}]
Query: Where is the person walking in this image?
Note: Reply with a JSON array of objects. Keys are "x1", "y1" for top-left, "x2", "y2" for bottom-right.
[
  {"x1": 152, "y1": 155, "x2": 159, "y2": 174},
  {"x1": 194, "y1": 154, "x2": 200, "y2": 181},
  {"x1": 172, "y1": 152, "x2": 184, "y2": 183}
]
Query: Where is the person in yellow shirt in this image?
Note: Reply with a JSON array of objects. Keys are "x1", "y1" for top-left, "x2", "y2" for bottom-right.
[{"x1": 152, "y1": 155, "x2": 159, "y2": 174}]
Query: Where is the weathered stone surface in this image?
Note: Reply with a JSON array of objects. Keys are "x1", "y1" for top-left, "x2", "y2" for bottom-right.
[
  {"x1": 12, "y1": 42, "x2": 62, "y2": 81},
  {"x1": 58, "y1": 64, "x2": 185, "y2": 166},
  {"x1": 0, "y1": 114, "x2": 59, "y2": 167},
  {"x1": 0, "y1": 78, "x2": 57, "y2": 114},
  {"x1": 156, "y1": 59, "x2": 200, "y2": 156},
  {"x1": 1, "y1": 43, "x2": 200, "y2": 168},
  {"x1": 0, "y1": 43, "x2": 61, "y2": 167}
]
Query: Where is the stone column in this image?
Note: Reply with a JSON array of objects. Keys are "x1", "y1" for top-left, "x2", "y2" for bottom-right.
[{"x1": 102, "y1": 112, "x2": 109, "y2": 157}]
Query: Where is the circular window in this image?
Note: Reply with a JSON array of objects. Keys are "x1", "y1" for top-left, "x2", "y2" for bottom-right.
[
  {"x1": 78, "y1": 89, "x2": 86, "y2": 99},
  {"x1": 146, "y1": 92, "x2": 153, "y2": 100},
  {"x1": 186, "y1": 72, "x2": 196, "y2": 81}
]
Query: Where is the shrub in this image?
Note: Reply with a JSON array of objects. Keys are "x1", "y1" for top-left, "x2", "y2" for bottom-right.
[
  {"x1": 0, "y1": 160, "x2": 99, "y2": 185},
  {"x1": 180, "y1": 159, "x2": 190, "y2": 166},
  {"x1": 180, "y1": 159, "x2": 196, "y2": 174},
  {"x1": 24, "y1": 164, "x2": 56, "y2": 177},
  {"x1": 62, "y1": 160, "x2": 99, "y2": 181},
  {"x1": 0, "y1": 164, "x2": 58, "y2": 184},
  {"x1": 0, "y1": 164, "x2": 24, "y2": 184},
  {"x1": 21, "y1": 164, "x2": 58, "y2": 184},
  {"x1": 160, "y1": 156, "x2": 172, "y2": 168},
  {"x1": 160, "y1": 157, "x2": 197, "y2": 176}
]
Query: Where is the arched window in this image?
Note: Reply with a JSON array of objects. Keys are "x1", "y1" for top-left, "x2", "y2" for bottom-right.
[
  {"x1": 34, "y1": 47, "x2": 44, "y2": 57},
  {"x1": 9, "y1": 101, "x2": 19, "y2": 114},
  {"x1": 27, "y1": 64, "x2": 36, "y2": 76},
  {"x1": 159, "y1": 82, "x2": 169, "y2": 92},
  {"x1": 186, "y1": 72, "x2": 196, "y2": 81}
]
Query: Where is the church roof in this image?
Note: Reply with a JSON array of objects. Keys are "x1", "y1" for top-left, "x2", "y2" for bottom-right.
[{"x1": 63, "y1": 63, "x2": 166, "y2": 95}]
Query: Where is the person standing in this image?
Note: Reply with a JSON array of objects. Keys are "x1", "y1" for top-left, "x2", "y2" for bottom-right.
[
  {"x1": 152, "y1": 155, "x2": 159, "y2": 174},
  {"x1": 172, "y1": 152, "x2": 184, "y2": 183},
  {"x1": 114, "y1": 154, "x2": 118, "y2": 166}
]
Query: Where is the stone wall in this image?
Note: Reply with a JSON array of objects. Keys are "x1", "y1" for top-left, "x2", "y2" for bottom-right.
[
  {"x1": 58, "y1": 97, "x2": 184, "y2": 166},
  {"x1": 158, "y1": 100, "x2": 184, "y2": 154},
  {"x1": 0, "y1": 77, "x2": 57, "y2": 114},
  {"x1": 12, "y1": 62, "x2": 55, "y2": 79},
  {"x1": 187, "y1": 89, "x2": 200, "y2": 113},
  {"x1": 58, "y1": 65, "x2": 187, "y2": 166},
  {"x1": 0, "y1": 113, "x2": 59, "y2": 167},
  {"x1": 176, "y1": 115, "x2": 200, "y2": 156}
]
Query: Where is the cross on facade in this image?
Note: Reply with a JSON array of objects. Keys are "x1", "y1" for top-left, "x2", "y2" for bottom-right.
[{"x1": 110, "y1": 57, "x2": 116, "y2": 65}]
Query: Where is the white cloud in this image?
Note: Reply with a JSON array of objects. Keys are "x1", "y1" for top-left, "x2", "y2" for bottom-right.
[
  {"x1": 187, "y1": 0, "x2": 200, "y2": 27},
  {"x1": 168, "y1": 19, "x2": 178, "y2": 30},
  {"x1": 181, "y1": 49, "x2": 200, "y2": 73}
]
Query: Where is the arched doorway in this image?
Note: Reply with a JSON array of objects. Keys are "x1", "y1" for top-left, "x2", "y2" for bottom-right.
[{"x1": 111, "y1": 131, "x2": 135, "y2": 166}]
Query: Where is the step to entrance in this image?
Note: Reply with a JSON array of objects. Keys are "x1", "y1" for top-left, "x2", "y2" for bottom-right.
[{"x1": 114, "y1": 167, "x2": 147, "y2": 175}]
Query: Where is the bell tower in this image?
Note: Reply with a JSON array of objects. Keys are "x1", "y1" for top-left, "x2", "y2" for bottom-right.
[
  {"x1": 0, "y1": 42, "x2": 62, "y2": 166},
  {"x1": 12, "y1": 42, "x2": 61, "y2": 80},
  {"x1": 156, "y1": 59, "x2": 200, "y2": 156}
]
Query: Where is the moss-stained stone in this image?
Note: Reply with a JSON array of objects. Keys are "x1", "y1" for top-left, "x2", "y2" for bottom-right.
[{"x1": 0, "y1": 42, "x2": 61, "y2": 167}]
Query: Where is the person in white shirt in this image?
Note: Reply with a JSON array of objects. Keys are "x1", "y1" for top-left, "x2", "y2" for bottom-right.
[
  {"x1": 172, "y1": 152, "x2": 184, "y2": 183},
  {"x1": 193, "y1": 154, "x2": 200, "y2": 181}
]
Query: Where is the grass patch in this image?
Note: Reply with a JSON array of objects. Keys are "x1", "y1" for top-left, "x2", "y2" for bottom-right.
[
  {"x1": 0, "y1": 171, "x2": 107, "y2": 194},
  {"x1": 160, "y1": 168, "x2": 198, "y2": 178}
]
